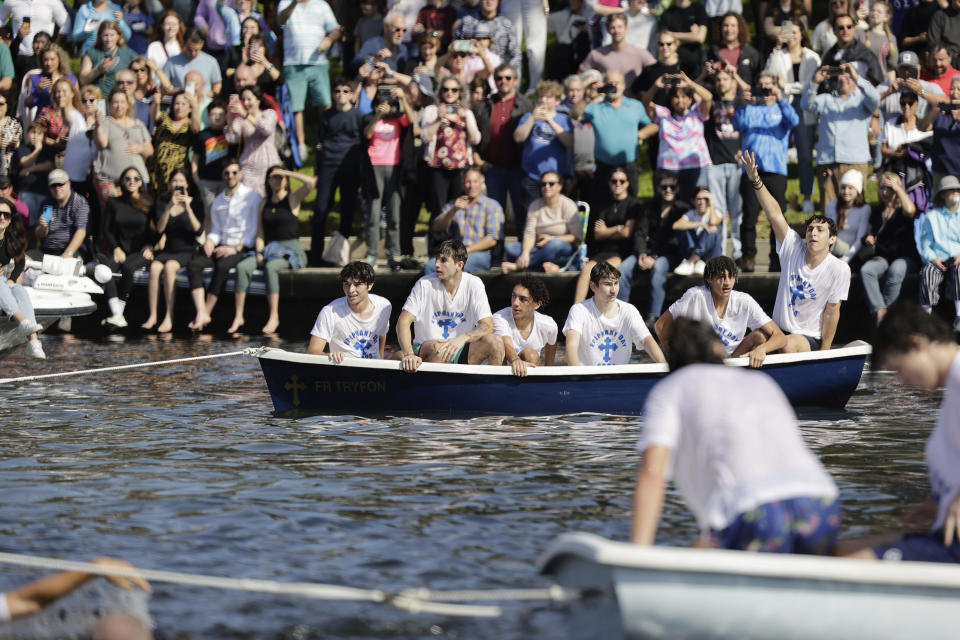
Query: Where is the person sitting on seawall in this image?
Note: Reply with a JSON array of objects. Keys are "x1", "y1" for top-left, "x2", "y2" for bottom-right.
[
  {"x1": 95, "y1": 166, "x2": 157, "y2": 330},
  {"x1": 563, "y1": 261, "x2": 666, "y2": 366},
  {"x1": 424, "y1": 167, "x2": 504, "y2": 274},
  {"x1": 0, "y1": 556, "x2": 152, "y2": 639},
  {"x1": 228, "y1": 166, "x2": 315, "y2": 336},
  {"x1": 841, "y1": 302, "x2": 960, "y2": 562},
  {"x1": 0, "y1": 197, "x2": 45, "y2": 359},
  {"x1": 917, "y1": 175, "x2": 960, "y2": 333},
  {"x1": 140, "y1": 170, "x2": 205, "y2": 333},
  {"x1": 824, "y1": 169, "x2": 871, "y2": 264},
  {"x1": 307, "y1": 261, "x2": 392, "y2": 361},
  {"x1": 501, "y1": 170, "x2": 581, "y2": 274},
  {"x1": 29, "y1": 170, "x2": 89, "y2": 264},
  {"x1": 493, "y1": 274, "x2": 558, "y2": 377},
  {"x1": 671, "y1": 187, "x2": 724, "y2": 276},
  {"x1": 188, "y1": 158, "x2": 261, "y2": 332},
  {"x1": 631, "y1": 316, "x2": 840, "y2": 553},
  {"x1": 740, "y1": 150, "x2": 851, "y2": 353},
  {"x1": 655, "y1": 256, "x2": 787, "y2": 369},
  {"x1": 859, "y1": 173, "x2": 921, "y2": 327},
  {"x1": 396, "y1": 239, "x2": 505, "y2": 371},
  {"x1": 573, "y1": 166, "x2": 641, "y2": 303}
]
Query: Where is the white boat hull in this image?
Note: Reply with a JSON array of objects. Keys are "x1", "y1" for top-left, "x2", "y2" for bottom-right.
[{"x1": 538, "y1": 532, "x2": 960, "y2": 639}]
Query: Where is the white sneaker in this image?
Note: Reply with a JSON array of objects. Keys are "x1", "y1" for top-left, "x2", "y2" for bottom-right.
[
  {"x1": 103, "y1": 313, "x2": 128, "y2": 329},
  {"x1": 25, "y1": 339, "x2": 45, "y2": 359},
  {"x1": 694, "y1": 259, "x2": 706, "y2": 275},
  {"x1": 674, "y1": 259, "x2": 695, "y2": 276},
  {"x1": 298, "y1": 143, "x2": 309, "y2": 160},
  {"x1": 18, "y1": 320, "x2": 43, "y2": 336},
  {"x1": 801, "y1": 199, "x2": 814, "y2": 213}
]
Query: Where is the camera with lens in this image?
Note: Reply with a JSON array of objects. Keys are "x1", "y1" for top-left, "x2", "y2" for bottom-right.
[
  {"x1": 600, "y1": 83, "x2": 617, "y2": 97},
  {"x1": 939, "y1": 101, "x2": 956, "y2": 113},
  {"x1": 902, "y1": 67, "x2": 918, "y2": 80},
  {"x1": 663, "y1": 75, "x2": 681, "y2": 87},
  {"x1": 376, "y1": 82, "x2": 401, "y2": 113},
  {"x1": 754, "y1": 86, "x2": 772, "y2": 100}
]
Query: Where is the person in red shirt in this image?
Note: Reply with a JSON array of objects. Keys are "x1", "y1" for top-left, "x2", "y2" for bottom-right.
[{"x1": 921, "y1": 42, "x2": 960, "y2": 95}]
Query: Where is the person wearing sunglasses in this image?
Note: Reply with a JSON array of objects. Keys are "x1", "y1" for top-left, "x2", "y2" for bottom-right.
[
  {"x1": 421, "y1": 77, "x2": 481, "y2": 236},
  {"x1": 502, "y1": 170, "x2": 580, "y2": 273},
  {"x1": 0, "y1": 196, "x2": 45, "y2": 358},
  {"x1": 819, "y1": 13, "x2": 884, "y2": 86},
  {"x1": 629, "y1": 172, "x2": 689, "y2": 325},
  {"x1": 353, "y1": 12, "x2": 410, "y2": 75}
]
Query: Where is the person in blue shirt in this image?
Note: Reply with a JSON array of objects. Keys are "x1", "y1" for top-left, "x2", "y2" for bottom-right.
[
  {"x1": 72, "y1": 0, "x2": 133, "y2": 57},
  {"x1": 733, "y1": 71, "x2": 799, "y2": 273},
  {"x1": 583, "y1": 70, "x2": 659, "y2": 209},
  {"x1": 513, "y1": 80, "x2": 573, "y2": 234},
  {"x1": 917, "y1": 175, "x2": 960, "y2": 333}
]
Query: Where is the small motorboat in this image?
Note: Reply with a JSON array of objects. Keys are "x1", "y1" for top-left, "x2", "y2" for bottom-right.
[
  {"x1": 252, "y1": 342, "x2": 872, "y2": 416},
  {"x1": 537, "y1": 532, "x2": 960, "y2": 640},
  {"x1": 0, "y1": 257, "x2": 101, "y2": 356}
]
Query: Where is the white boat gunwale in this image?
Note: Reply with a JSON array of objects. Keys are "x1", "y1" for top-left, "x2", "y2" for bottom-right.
[
  {"x1": 254, "y1": 341, "x2": 872, "y2": 378},
  {"x1": 538, "y1": 532, "x2": 960, "y2": 590}
]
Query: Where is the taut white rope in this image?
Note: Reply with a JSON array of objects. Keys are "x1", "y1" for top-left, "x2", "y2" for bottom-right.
[
  {"x1": 0, "y1": 552, "x2": 576, "y2": 618},
  {"x1": 0, "y1": 351, "x2": 249, "y2": 385}
]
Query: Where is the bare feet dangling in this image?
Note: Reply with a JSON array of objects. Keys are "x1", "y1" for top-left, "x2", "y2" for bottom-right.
[
  {"x1": 227, "y1": 318, "x2": 244, "y2": 334},
  {"x1": 542, "y1": 261, "x2": 561, "y2": 274}
]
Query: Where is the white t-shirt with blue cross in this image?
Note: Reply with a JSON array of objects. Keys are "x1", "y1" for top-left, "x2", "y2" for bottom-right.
[
  {"x1": 667, "y1": 285, "x2": 772, "y2": 356},
  {"x1": 403, "y1": 273, "x2": 493, "y2": 344},
  {"x1": 773, "y1": 229, "x2": 850, "y2": 340},
  {"x1": 563, "y1": 298, "x2": 652, "y2": 366},
  {"x1": 311, "y1": 294, "x2": 392, "y2": 359}
]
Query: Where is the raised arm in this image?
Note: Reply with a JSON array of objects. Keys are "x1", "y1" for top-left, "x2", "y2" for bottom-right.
[{"x1": 739, "y1": 150, "x2": 789, "y2": 245}]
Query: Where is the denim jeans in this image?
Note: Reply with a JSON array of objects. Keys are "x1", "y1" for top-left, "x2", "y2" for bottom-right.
[
  {"x1": 679, "y1": 227, "x2": 723, "y2": 260},
  {"x1": 505, "y1": 238, "x2": 575, "y2": 270},
  {"x1": 0, "y1": 282, "x2": 35, "y2": 324},
  {"x1": 707, "y1": 163, "x2": 742, "y2": 258},
  {"x1": 646, "y1": 253, "x2": 683, "y2": 319},
  {"x1": 423, "y1": 250, "x2": 493, "y2": 274},
  {"x1": 366, "y1": 164, "x2": 402, "y2": 262},
  {"x1": 618, "y1": 253, "x2": 638, "y2": 303},
  {"x1": 860, "y1": 256, "x2": 917, "y2": 314},
  {"x1": 484, "y1": 167, "x2": 526, "y2": 231}
]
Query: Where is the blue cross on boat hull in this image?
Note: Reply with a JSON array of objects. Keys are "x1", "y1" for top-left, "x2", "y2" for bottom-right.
[{"x1": 253, "y1": 342, "x2": 872, "y2": 417}]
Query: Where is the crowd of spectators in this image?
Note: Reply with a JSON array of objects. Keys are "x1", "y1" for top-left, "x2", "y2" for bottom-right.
[{"x1": 0, "y1": 0, "x2": 960, "y2": 334}]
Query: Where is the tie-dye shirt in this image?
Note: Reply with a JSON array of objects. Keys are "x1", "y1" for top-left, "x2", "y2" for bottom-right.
[{"x1": 653, "y1": 102, "x2": 711, "y2": 171}]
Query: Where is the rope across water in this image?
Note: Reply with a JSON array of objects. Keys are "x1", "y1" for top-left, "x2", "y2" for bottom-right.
[{"x1": 0, "y1": 553, "x2": 576, "y2": 618}]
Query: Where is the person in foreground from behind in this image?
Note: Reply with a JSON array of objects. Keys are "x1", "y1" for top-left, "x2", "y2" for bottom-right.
[
  {"x1": 844, "y1": 302, "x2": 960, "y2": 562},
  {"x1": 740, "y1": 150, "x2": 850, "y2": 352},
  {"x1": 655, "y1": 256, "x2": 786, "y2": 368},
  {"x1": 563, "y1": 261, "x2": 665, "y2": 366},
  {"x1": 396, "y1": 239, "x2": 504, "y2": 372},
  {"x1": 307, "y1": 261, "x2": 391, "y2": 362},
  {"x1": 630, "y1": 317, "x2": 840, "y2": 552},
  {"x1": 493, "y1": 275, "x2": 558, "y2": 377},
  {"x1": 0, "y1": 556, "x2": 151, "y2": 639}
]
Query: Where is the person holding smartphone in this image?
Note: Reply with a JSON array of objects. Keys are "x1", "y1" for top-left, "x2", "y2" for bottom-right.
[{"x1": 79, "y1": 20, "x2": 139, "y2": 95}]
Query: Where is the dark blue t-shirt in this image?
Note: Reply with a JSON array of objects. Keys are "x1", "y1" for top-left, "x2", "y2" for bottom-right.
[{"x1": 316, "y1": 108, "x2": 365, "y2": 166}]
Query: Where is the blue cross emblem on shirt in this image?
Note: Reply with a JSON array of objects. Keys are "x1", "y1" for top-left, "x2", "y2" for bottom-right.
[
  {"x1": 789, "y1": 283, "x2": 807, "y2": 317},
  {"x1": 437, "y1": 317, "x2": 457, "y2": 339},
  {"x1": 598, "y1": 336, "x2": 618, "y2": 363},
  {"x1": 354, "y1": 337, "x2": 374, "y2": 358}
]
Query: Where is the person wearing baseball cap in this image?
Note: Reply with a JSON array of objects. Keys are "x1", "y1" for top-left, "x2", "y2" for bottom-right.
[
  {"x1": 916, "y1": 175, "x2": 960, "y2": 333},
  {"x1": 30, "y1": 169, "x2": 88, "y2": 262},
  {"x1": 877, "y1": 50, "x2": 945, "y2": 122}
]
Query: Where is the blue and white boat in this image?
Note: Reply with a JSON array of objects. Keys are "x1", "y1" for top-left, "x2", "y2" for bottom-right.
[
  {"x1": 253, "y1": 342, "x2": 871, "y2": 416},
  {"x1": 538, "y1": 532, "x2": 960, "y2": 640}
]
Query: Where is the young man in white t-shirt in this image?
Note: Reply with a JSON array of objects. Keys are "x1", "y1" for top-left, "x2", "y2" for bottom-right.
[
  {"x1": 845, "y1": 303, "x2": 960, "y2": 563},
  {"x1": 493, "y1": 275, "x2": 559, "y2": 376},
  {"x1": 563, "y1": 261, "x2": 666, "y2": 365},
  {"x1": 655, "y1": 256, "x2": 787, "y2": 367},
  {"x1": 396, "y1": 240, "x2": 505, "y2": 371},
  {"x1": 741, "y1": 150, "x2": 851, "y2": 352},
  {"x1": 631, "y1": 317, "x2": 840, "y2": 551},
  {"x1": 308, "y1": 261, "x2": 392, "y2": 361}
]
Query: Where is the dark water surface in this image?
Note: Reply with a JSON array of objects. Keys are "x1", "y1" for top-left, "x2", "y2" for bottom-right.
[{"x1": 0, "y1": 335, "x2": 939, "y2": 639}]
